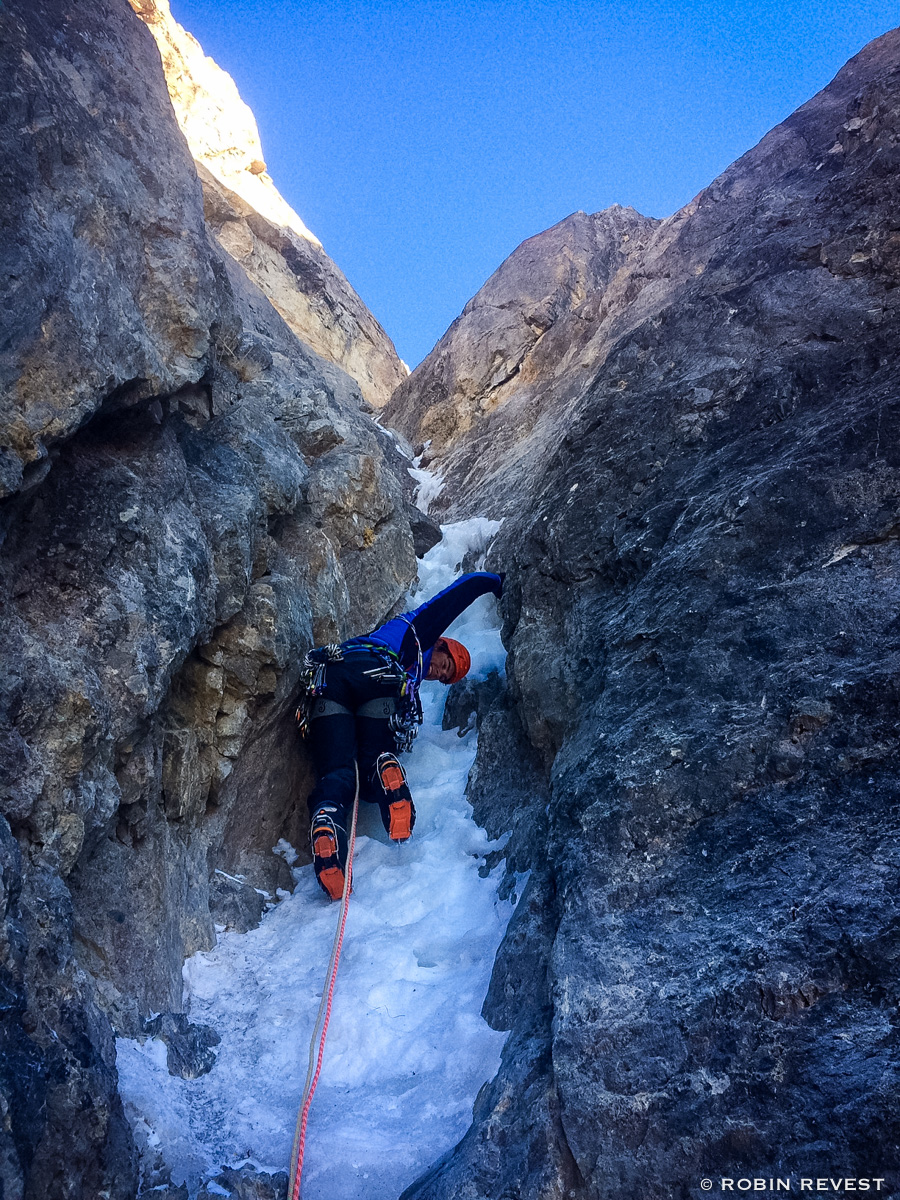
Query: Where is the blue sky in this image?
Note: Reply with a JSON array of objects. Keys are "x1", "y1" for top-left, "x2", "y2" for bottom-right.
[{"x1": 169, "y1": 0, "x2": 899, "y2": 367}]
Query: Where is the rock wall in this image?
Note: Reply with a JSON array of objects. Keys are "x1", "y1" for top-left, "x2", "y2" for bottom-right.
[
  {"x1": 131, "y1": 0, "x2": 408, "y2": 409},
  {"x1": 399, "y1": 28, "x2": 900, "y2": 1200},
  {"x1": 0, "y1": 1, "x2": 419, "y2": 1196},
  {"x1": 198, "y1": 162, "x2": 408, "y2": 413},
  {"x1": 384, "y1": 206, "x2": 658, "y2": 506}
]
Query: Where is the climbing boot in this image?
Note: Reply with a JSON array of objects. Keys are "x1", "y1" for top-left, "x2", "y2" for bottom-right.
[
  {"x1": 310, "y1": 807, "x2": 348, "y2": 901},
  {"x1": 375, "y1": 752, "x2": 416, "y2": 842}
]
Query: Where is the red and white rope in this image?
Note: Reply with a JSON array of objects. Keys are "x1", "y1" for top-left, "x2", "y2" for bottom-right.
[{"x1": 288, "y1": 768, "x2": 360, "y2": 1200}]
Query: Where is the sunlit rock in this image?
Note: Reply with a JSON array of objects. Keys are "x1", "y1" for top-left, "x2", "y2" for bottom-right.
[
  {"x1": 129, "y1": 0, "x2": 319, "y2": 246},
  {"x1": 130, "y1": 0, "x2": 407, "y2": 408}
]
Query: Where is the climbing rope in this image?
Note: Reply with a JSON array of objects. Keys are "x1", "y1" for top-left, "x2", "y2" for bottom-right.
[{"x1": 288, "y1": 767, "x2": 360, "y2": 1200}]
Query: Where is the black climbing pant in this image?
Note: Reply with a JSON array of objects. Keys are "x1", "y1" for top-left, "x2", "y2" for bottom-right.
[{"x1": 306, "y1": 650, "x2": 404, "y2": 834}]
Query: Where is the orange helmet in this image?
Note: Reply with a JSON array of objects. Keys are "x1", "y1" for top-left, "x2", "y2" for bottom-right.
[{"x1": 437, "y1": 637, "x2": 471, "y2": 684}]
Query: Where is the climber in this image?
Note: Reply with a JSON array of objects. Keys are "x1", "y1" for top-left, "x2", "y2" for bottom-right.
[{"x1": 298, "y1": 571, "x2": 503, "y2": 899}]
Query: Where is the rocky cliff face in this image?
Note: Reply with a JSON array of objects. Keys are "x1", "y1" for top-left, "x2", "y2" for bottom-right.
[
  {"x1": 399, "y1": 28, "x2": 900, "y2": 1200},
  {"x1": 385, "y1": 206, "x2": 659, "y2": 506},
  {"x1": 131, "y1": 0, "x2": 408, "y2": 409},
  {"x1": 197, "y1": 161, "x2": 409, "y2": 413},
  {"x1": 0, "y1": 1, "x2": 420, "y2": 1196}
]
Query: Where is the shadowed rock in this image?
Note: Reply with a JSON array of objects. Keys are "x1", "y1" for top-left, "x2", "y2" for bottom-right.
[
  {"x1": 0, "y1": 0, "x2": 420, "y2": 1194},
  {"x1": 397, "y1": 26, "x2": 900, "y2": 1200},
  {"x1": 197, "y1": 1166, "x2": 288, "y2": 1200},
  {"x1": 142, "y1": 1012, "x2": 221, "y2": 1080}
]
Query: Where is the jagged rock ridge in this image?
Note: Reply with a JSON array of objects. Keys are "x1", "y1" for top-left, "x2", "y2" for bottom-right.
[
  {"x1": 385, "y1": 205, "x2": 659, "y2": 497},
  {"x1": 0, "y1": 1, "x2": 426, "y2": 1196},
  {"x1": 397, "y1": 27, "x2": 900, "y2": 1200},
  {"x1": 131, "y1": 0, "x2": 408, "y2": 409},
  {"x1": 130, "y1": 0, "x2": 321, "y2": 246},
  {"x1": 387, "y1": 205, "x2": 658, "y2": 442}
]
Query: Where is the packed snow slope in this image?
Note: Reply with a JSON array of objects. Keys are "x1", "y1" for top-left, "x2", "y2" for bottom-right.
[{"x1": 117, "y1": 519, "x2": 517, "y2": 1199}]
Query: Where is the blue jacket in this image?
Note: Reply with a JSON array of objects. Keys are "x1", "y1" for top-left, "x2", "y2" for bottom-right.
[{"x1": 342, "y1": 572, "x2": 503, "y2": 679}]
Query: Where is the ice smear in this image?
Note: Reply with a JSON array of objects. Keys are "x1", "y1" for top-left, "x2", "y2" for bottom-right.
[
  {"x1": 117, "y1": 518, "x2": 512, "y2": 1199},
  {"x1": 408, "y1": 465, "x2": 443, "y2": 514}
]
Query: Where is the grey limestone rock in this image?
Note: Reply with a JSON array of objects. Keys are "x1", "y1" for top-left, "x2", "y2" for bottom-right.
[
  {"x1": 0, "y1": 0, "x2": 420, "y2": 1194},
  {"x1": 441, "y1": 668, "x2": 504, "y2": 737},
  {"x1": 385, "y1": 206, "x2": 659, "y2": 465},
  {"x1": 138, "y1": 1187, "x2": 189, "y2": 1200},
  {"x1": 209, "y1": 870, "x2": 269, "y2": 935},
  {"x1": 129, "y1": 0, "x2": 407, "y2": 410},
  {"x1": 399, "y1": 26, "x2": 900, "y2": 1200},
  {"x1": 142, "y1": 1012, "x2": 221, "y2": 1080},
  {"x1": 199, "y1": 164, "x2": 408, "y2": 410},
  {"x1": 0, "y1": 0, "x2": 223, "y2": 502},
  {"x1": 196, "y1": 1165, "x2": 288, "y2": 1200}
]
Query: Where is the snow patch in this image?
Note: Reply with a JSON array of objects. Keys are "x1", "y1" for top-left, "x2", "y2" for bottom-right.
[
  {"x1": 272, "y1": 838, "x2": 298, "y2": 868},
  {"x1": 408, "y1": 466, "x2": 444, "y2": 514}
]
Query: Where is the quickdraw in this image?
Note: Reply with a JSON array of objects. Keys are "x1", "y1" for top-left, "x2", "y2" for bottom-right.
[
  {"x1": 295, "y1": 644, "x2": 344, "y2": 738},
  {"x1": 389, "y1": 691, "x2": 422, "y2": 755},
  {"x1": 376, "y1": 617, "x2": 424, "y2": 753}
]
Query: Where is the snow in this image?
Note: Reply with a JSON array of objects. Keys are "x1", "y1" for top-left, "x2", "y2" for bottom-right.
[
  {"x1": 117, "y1": 518, "x2": 514, "y2": 1199},
  {"x1": 408, "y1": 464, "x2": 444, "y2": 513}
]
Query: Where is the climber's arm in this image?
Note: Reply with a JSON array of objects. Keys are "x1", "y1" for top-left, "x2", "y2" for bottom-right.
[{"x1": 408, "y1": 572, "x2": 502, "y2": 650}]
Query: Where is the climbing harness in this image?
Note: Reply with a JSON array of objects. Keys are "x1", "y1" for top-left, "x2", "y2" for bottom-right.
[
  {"x1": 288, "y1": 766, "x2": 360, "y2": 1200},
  {"x1": 295, "y1": 629, "x2": 424, "y2": 753}
]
